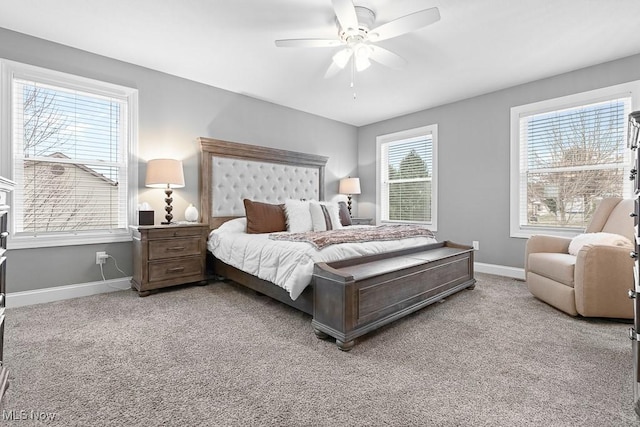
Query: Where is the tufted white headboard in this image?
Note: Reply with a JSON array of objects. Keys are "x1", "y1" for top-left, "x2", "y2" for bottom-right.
[{"x1": 198, "y1": 138, "x2": 328, "y2": 230}]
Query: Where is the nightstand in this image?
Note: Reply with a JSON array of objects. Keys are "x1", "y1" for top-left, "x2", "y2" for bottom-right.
[
  {"x1": 130, "y1": 223, "x2": 209, "y2": 296},
  {"x1": 350, "y1": 217, "x2": 373, "y2": 225}
]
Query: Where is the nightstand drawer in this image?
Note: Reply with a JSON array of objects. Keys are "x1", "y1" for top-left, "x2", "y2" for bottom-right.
[
  {"x1": 148, "y1": 238, "x2": 202, "y2": 260},
  {"x1": 146, "y1": 227, "x2": 203, "y2": 239},
  {"x1": 148, "y1": 257, "x2": 202, "y2": 282}
]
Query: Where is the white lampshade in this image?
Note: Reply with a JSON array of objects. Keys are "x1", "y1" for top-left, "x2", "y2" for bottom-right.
[
  {"x1": 145, "y1": 159, "x2": 185, "y2": 188},
  {"x1": 354, "y1": 44, "x2": 372, "y2": 72},
  {"x1": 339, "y1": 177, "x2": 361, "y2": 195}
]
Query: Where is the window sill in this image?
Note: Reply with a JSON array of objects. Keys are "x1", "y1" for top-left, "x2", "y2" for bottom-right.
[
  {"x1": 8, "y1": 230, "x2": 133, "y2": 249},
  {"x1": 510, "y1": 227, "x2": 583, "y2": 240}
]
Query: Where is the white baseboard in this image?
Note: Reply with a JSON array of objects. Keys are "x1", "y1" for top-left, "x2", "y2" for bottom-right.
[
  {"x1": 6, "y1": 277, "x2": 132, "y2": 308},
  {"x1": 5, "y1": 262, "x2": 523, "y2": 308},
  {"x1": 474, "y1": 262, "x2": 525, "y2": 280}
]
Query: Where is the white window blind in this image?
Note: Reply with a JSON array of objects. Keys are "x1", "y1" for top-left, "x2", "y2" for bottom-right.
[
  {"x1": 513, "y1": 93, "x2": 632, "y2": 236},
  {"x1": 11, "y1": 78, "x2": 128, "y2": 235},
  {"x1": 379, "y1": 125, "x2": 436, "y2": 226}
]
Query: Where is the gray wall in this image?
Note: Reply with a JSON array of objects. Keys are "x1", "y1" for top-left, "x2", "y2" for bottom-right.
[
  {"x1": 0, "y1": 28, "x2": 357, "y2": 292},
  {"x1": 4, "y1": 27, "x2": 640, "y2": 290},
  {"x1": 357, "y1": 53, "x2": 640, "y2": 268}
]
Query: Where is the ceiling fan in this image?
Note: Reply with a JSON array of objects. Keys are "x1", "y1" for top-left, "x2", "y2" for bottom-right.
[{"x1": 275, "y1": 0, "x2": 440, "y2": 78}]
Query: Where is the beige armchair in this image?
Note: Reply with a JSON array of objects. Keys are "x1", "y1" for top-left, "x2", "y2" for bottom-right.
[{"x1": 524, "y1": 198, "x2": 635, "y2": 319}]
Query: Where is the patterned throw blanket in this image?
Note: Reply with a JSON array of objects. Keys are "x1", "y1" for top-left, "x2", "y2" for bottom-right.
[{"x1": 269, "y1": 225, "x2": 435, "y2": 249}]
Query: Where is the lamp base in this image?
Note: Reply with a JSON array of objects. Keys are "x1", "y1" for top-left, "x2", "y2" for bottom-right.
[
  {"x1": 163, "y1": 187, "x2": 174, "y2": 224},
  {"x1": 347, "y1": 195, "x2": 353, "y2": 217}
]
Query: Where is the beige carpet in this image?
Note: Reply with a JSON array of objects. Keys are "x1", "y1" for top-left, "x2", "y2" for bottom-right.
[{"x1": 0, "y1": 273, "x2": 637, "y2": 426}]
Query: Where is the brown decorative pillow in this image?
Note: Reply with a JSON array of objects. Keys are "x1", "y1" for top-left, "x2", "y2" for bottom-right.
[
  {"x1": 243, "y1": 199, "x2": 287, "y2": 234},
  {"x1": 338, "y1": 201, "x2": 352, "y2": 226}
]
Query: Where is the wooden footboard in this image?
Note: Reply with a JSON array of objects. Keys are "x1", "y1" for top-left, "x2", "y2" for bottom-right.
[{"x1": 312, "y1": 241, "x2": 475, "y2": 351}]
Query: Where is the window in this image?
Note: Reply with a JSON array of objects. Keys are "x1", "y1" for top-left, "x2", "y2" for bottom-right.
[
  {"x1": 0, "y1": 60, "x2": 138, "y2": 248},
  {"x1": 377, "y1": 125, "x2": 437, "y2": 230},
  {"x1": 510, "y1": 82, "x2": 638, "y2": 238}
]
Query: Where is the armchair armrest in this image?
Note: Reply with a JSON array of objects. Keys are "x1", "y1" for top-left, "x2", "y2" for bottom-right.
[
  {"x1": 574, "y1": 244, "x2": 634, "y2": 318},
  {"x1": 524, "y1": 235, "x2": 572, "y2": 272}
]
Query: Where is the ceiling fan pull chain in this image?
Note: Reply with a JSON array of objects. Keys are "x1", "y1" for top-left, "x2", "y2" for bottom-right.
[{"x1": 351, "y1": 56, "x2": 357, "y2": 100}]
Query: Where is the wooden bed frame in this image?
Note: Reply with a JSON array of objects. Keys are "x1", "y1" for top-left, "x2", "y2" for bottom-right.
[{"x1": 199, "y1": 137, "x2": 476, "y2": 350}]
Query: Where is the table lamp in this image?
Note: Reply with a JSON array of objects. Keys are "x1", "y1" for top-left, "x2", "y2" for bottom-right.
[
  {"x1": 145, "y1": 158, "x2": 185, "y2": 224},
  {"x1": 339, "y1": 177, "x2": 361, "y2": 217}
]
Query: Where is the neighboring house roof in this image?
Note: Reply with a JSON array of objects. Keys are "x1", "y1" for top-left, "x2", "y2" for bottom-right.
[{"x1": 25, "y1": 152, "x2": 118, "y2": 186}]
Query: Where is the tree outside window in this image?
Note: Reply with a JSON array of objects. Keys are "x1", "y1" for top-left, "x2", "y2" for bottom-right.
[
  {"x1": 387, "y1": 148, "x2": 431, "y2": 222},
  {"x1": 13, "y1": 83, "x2": 125, "y2": 233},
  {"x1": 523, "y1": 100, "x2": 627, "y2": 229},
  {"x1": 378, "y1": 125, "x2": 437, "y2": 229}
]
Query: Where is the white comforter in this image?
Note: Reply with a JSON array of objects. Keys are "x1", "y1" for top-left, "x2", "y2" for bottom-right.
[{"x1": 208, "y1": 218, "x2": 438, "y2": 300}]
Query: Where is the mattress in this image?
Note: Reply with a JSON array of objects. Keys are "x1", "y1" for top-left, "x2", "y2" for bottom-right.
[{"x1": 208, "y1": 218, "x2": 438, "y2": 300}]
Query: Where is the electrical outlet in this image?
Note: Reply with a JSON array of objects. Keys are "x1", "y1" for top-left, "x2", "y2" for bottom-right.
[
  {"x1": 95, "y1": 251, "x2": 108, "y2": 265},
  {"x1": 472, "y1": 241, "x2": 479, "y2": 251}
]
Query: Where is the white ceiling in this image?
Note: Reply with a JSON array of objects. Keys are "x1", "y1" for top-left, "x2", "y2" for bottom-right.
[{"x1": 2, "y1": 0, "x2": 640, "y2": 126}]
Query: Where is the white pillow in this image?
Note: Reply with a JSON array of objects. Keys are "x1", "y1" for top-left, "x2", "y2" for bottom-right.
[
  {"x1": 284, "y1": 199, "x2": 313, "y2": 233},
  {"x1": 568, "y1": 232, "x2": 633, "y2": 256},
  {"x1": 217, "y1": 217, "x2": 247, "y2": 234},
  {"x1": 309, "y1": 201, "x2": 343, "y2": 231}
]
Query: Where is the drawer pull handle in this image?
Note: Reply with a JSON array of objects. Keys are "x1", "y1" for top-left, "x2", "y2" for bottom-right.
[
  {"x1": 167, "y1": 267, "x2": 185, "y2": 273},
  {"x1": 631, "y1": 251, "x2": 639, "y2": 260},
  {"x1": 166, "y1": 246, "x2": 185, "y2": 252}
]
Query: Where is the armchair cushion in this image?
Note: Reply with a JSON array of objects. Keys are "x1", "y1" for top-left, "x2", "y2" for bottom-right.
[
  {"x1": 528, "y1": 253, "x2": 576, "y2": 286},
  {"x1": 568, "y1": 232, "x2": 632, "y2": 256}
]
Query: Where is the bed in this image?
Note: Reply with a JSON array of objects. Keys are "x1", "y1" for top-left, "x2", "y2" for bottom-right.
[{"x1": 199, "y1": 137, "x2": 476, "y2": 350}]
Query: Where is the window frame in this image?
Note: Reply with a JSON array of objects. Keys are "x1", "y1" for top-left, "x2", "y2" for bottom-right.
[
  {"x1": 0, "y1": 59, "x2": 138, "y2": 248},
  {"x1": 376, "y1": 124, "x2": 438, "y2": 230},
  {"x1": 509, "y1": 82, "x2": 639, "y2": 239}
]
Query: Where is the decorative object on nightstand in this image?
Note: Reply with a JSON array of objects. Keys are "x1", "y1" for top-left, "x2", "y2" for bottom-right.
[
  {"x1": 339, "y1": 176, "x2": 361, "y2": 217},
  {"x1": 130, "y1": 223, "x2": 209, "y2": 296},
  {"x1": 137, "y1": 202, "x2": 154, "y2": 226},
  {"x1": 145, "y1": 159, "x2": 185, "y2": 224},
  {"x1": 184, "y1": 204, "x2": 199, "y2": 222}
]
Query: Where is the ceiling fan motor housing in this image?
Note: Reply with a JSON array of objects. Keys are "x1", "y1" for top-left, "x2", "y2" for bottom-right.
[{"x1": 337, "y1": 6, "x2": 375, "y2": 43}]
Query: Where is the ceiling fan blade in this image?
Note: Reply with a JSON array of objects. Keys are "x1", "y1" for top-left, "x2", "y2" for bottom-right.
[
  {"x1": 332, "y1": 0, "x2": 358, "y2": 32},
  {"x1": 275, "y1": 39, "x2": 342, "y2": 48},
  {"x1": 369, "y1": 7, "x2": 440, "y2": 41},
  {"x1": 369, "y1": 46, "x2": 407, "y2": 70}
]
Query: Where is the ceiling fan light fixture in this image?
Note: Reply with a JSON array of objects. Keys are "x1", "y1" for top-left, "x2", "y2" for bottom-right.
[
  {"x1": 354, "y1": 43, "x2": 371, "y2": 59},
  {"x1": 354, "y1": 43, "x2": 372, "y2": 72},
  {"x1": 355, "y1": 55, "x2": 371, "y2": 72},
  {"x1": 332, "y1": 48, "x2": 353, "y2": 69}
]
